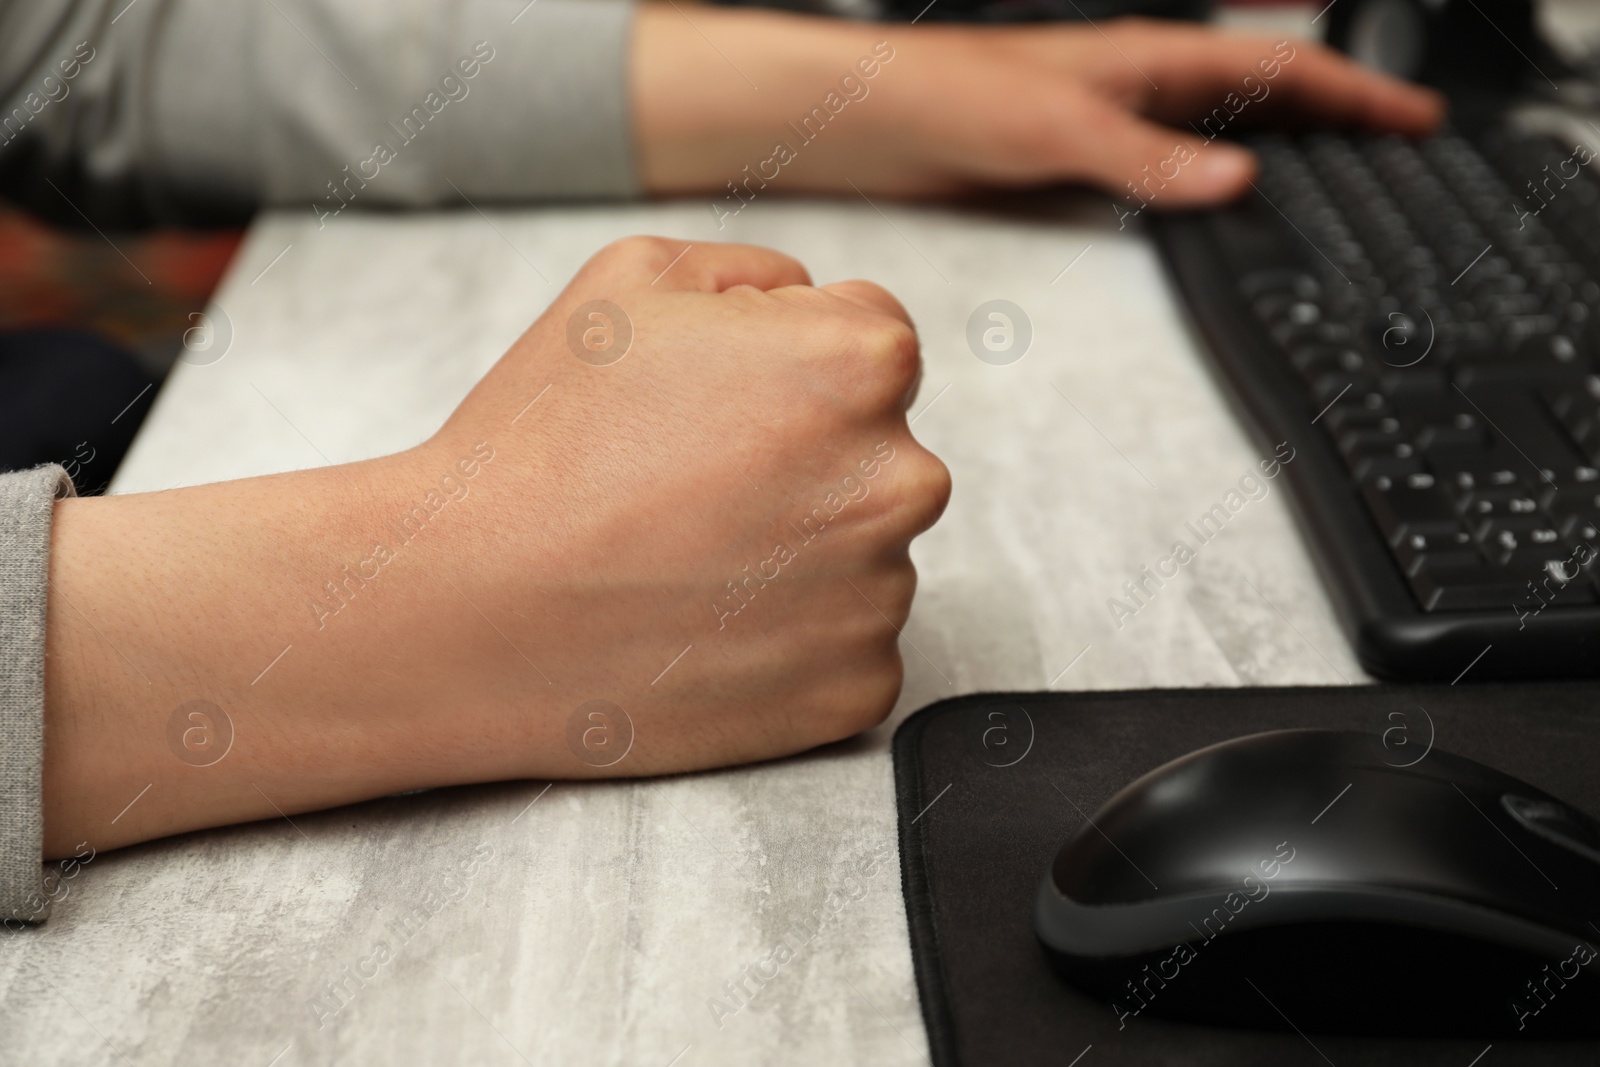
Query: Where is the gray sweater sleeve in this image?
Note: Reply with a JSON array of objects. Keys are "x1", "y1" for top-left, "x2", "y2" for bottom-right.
[
  {"x1": 0, "y1": 0, "x2": 639, "y2": 227},
  {"x1": 1, "y1": 466, "x2": 74, "y2": 926}
]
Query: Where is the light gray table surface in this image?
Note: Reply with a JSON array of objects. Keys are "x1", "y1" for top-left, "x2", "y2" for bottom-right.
[{"x1": 7, "y1": 189, "x2": 1369, "y2": 1065}]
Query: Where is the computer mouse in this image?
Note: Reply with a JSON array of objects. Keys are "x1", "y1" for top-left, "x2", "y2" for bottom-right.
[{"x1": 1034, "y1": 729, "x2": 1600, "y2": 1037}]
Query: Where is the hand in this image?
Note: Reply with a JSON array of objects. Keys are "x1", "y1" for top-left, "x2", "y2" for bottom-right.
[
  {"x1": 41, "y1": 238, "x2": 950, "y2": 857},
  {"x1": 632, "y1": 9, "x2": 1444, "y2": 208}
]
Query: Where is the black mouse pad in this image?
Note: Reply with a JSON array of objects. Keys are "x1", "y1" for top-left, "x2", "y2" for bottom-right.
[{"x1": 892, "y1": 683, "x2": 1600, "y2": 1066}]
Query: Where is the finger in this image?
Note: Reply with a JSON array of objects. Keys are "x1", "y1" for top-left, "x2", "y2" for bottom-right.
[
  {"x1": 1058, "y1": 91, "x2": 1258, "y2": 208},
  {"x1": 1126, "y1": 30, "x2": 1444, "y2": 136},
  {"x1": 884, "y1": 444, "x2": 953, "y2": 539},
  {"x1": 768, "y1": 280, "x2": 924, "y2": 409},
  {"x1": 817, "y1": 281, "x2": 922, "y2": 407},
  {"x1": 817, "y1": 279, "x2": 915, "y2": 327},
  {"x1": 904, "y1": 358, "x2": 924, "y2": 412},
  {"x1": 1255, "y1": 40, "x2": 1444, "y2": 134},
  {"x1": 650, "y1": 239, "x2": 813, "y2": 293}
]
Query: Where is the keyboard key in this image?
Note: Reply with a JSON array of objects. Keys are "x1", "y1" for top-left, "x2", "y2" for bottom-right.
[
  {"x1": 1512, "y1": 331, "x2": 1586, "y2": 365},
  {"x1": 1415, "y1": 417, "x2": 1490, "y2": 449},
  {"x1": 1273, "y1": 317, "x2": 1352, "y2": 348},
  {"x1": 1459, "y1": 391, "x2": 1591, "y2": 474},
  {"x1": 1437, "y1": 320, "x2": 1498, "y2": 363},
  {"x1": 1474, "y1": 517, "x2": 1562, "y2": 563},
  {"x1": 1533, "y1": 462, "x2": 1600, "y2": 488},
  {"x1": 1408, "y1": 561, "x2": 1532, "y2": 612},
  {"x1": 1545, "y1": 483, "x2": 1600, "y2": 511},
  {"x1": 1429, "y1": 450, "x2": 1528, "y2": 493},
  {"x1": 1454, "y1": 360, "x2": 1590, "y2": 389},
  {"x1": 1312, "y1": 373, "x2": 1378, "y2": 402},
  {"x1": 1544, "y1": 383, "x2": 1600, "y2": 455},
  {"x1": 1240, "y1": 269, "x2": 1320, "y2": 301},
  {"x1": 1406, "y1": 555, "x2": 1592, "y2": 611},
  {"x1": 1391, "y1": 391, "x2": 1475, "y2": 421},
  {"x1": 1363, "y1": 309, "x2": 1431, "y2": 365},
  {"x1": 1378, "y1": 367, "x2": 1450, "y2": 398},
  {"x1": 1340, "y1": 428, "x2": 1413, "y2": 459},
  {"x1": 1362, "y1": 481, "x2": 1463, "y2": 543},
  {"x1": 1458, "y1": 488, "x2": 1541, "y2": 519},
  {"x1": 1557, "y1": 510, "x2": 1600, "y2": 543},
  {"x1": 1498, "y1": 551, "x2": 1600, "y2": 602},
  {"x1": 1393, "y1": 528, "x2": 1478, "y2": 575},
  {"x1": 1540, "y1": 542, "x2": 1600, "y2": 584},
  {"x1": 1325, "y1": 404, "x2": 1400, "y2": 435},
  {"x1": 1292, "y1": 345, "x2": 1369, "y2": 384},
  {"x1": 1350, "y1": 453, "x2": 1426, "y2": 482}
]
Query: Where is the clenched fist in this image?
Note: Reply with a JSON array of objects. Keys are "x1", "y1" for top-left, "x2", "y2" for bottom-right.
[
  {"x1": 42, "y1": 238, "x2": 950, "y2": 856},
  {"x1": 430, "y1": 237, "x2": 949, "y2": 770}
]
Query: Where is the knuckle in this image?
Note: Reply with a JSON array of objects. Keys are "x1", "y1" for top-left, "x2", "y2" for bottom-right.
[
  {"x1": 841, "y1": 279, "x2": 904, "y2": 313},
  {"x1": 593, "y1": 235, "x2": 677, "y2": 273},
  {"x1": 857, "y1": 319, "x2": 922, "y2": 401},
  {"x1": 814, "y1": 564, "x2": 915, "y2": 738},
  {"x1": 891, "y1": 451, "x2": 953, "y2": 532},
  {"x1": 840, "y1": 651, "x2": 905, "y2": 735},
  {"x1": 920, "y1": 453, "x2": 954, "y2": 515}
]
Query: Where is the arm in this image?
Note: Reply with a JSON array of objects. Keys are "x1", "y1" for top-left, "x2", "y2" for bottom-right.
[
  {"x1": 39, "y1": 238, "x2": 951, "y2": 859},
  {"x1": 629, "y1": 7, "x2": 1446, "y2": 209},
  {"x1": 2, "y1": 2, "x2": 1442, "y2": 228}
]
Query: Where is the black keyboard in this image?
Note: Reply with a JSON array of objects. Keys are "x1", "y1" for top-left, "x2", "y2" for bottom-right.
[{"x1": 1154, "y1": 124, "x2": 1600, "y2": 680}]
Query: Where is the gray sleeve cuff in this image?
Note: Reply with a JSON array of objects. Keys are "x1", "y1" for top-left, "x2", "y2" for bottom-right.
[{"x1": 0, "y1": 465, "x2": 75, "y2": 926}]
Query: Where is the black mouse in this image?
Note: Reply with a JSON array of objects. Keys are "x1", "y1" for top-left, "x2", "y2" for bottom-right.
[{"x1": 1034, "y1": 729, "x2": 1600, "y2": 1037}]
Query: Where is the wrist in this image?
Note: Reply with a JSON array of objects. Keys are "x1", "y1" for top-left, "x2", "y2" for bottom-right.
[
  {"x1": 630, "y1": 5, "x2": 878, "y2": 195},
  {"x1": 40, "y1": 452, "x2": 450, "y2": 856}
]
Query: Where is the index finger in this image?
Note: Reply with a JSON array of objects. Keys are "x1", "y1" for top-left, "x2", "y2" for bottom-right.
[{"x1": 815, "y1": 279, "x2": 916, "y2": 327}]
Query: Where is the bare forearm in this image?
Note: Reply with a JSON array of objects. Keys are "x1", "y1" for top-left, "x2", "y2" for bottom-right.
[
  {"x1": 631, "y1": 6, "x2": 904, "y2": 195},
  {"x1": 40, "y1": 453, "x2": 517, "y2": 857}
]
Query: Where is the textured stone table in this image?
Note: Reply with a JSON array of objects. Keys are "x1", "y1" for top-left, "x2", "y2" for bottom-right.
[{"x1": 5, "y1": 191, "x2": 1363, "y2": 1065}]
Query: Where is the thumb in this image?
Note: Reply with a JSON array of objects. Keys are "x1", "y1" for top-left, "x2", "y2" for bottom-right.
[{"x1": 1060, "y1": 92, "x2": 1257, "y2": 209}]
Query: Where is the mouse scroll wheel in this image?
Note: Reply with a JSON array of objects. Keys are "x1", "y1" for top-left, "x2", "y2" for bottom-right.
[{"x1": 1502, "y1": 794, "x2": 1600, "y2": 858}]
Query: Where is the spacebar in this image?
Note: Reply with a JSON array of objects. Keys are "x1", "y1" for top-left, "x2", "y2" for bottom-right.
[
  {"x1": 1455, "y1": 388, "x2": 1581, "y2": 471},
  {"x1": 1409, "y1": 565, "x2": 1529, "y2": 613}
]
